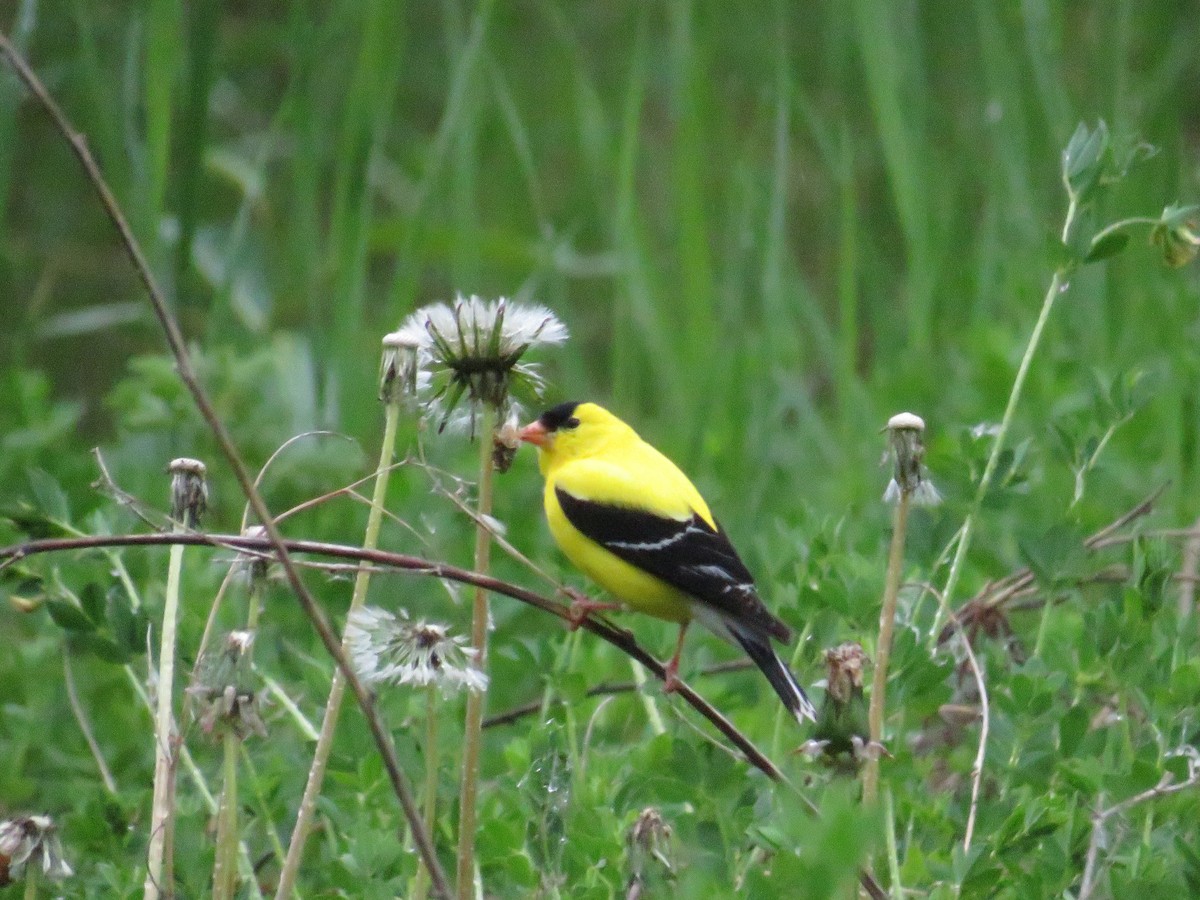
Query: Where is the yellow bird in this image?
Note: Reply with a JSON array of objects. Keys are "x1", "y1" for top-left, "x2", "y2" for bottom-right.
[{"x1": 520, "y1": 401, "x2": 815, "y2": 723}]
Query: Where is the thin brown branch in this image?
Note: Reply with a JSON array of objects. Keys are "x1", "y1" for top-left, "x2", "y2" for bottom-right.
[
  {"x1": 484, "y1": 660, "x2": 754, "y2": 728},
  {"x1": 0, "y1": 35, "x2": 449, "y2": 899},
  {"x1": 1, "y1": 529, "x2": 784, "y2": 779}
]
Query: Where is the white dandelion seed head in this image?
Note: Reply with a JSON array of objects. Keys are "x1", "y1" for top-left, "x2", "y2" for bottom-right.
[
  {"x1": 346, "y1": 606, "x2": 487, "y2": 695},
  {"x1": 391, "y1": 295, "x2": 567, "y2": 431}
]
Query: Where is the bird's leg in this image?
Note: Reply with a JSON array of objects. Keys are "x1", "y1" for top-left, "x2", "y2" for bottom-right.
[
  {"x1": 662, "y1": 622, "x2": 691, "y2": 694},
  {"x1": 563, "y1": 587, "x2": 622, "y2": 631}
]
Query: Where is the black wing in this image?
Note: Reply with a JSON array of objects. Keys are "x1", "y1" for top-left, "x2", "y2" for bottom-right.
[{"x1": 555, "y1": 487, "x2": 792, "y2": 643}]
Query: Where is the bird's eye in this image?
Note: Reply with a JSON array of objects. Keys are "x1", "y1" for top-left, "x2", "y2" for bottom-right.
[{"x1": 563, "y1": 416, "x2": 581, "y2": 429}]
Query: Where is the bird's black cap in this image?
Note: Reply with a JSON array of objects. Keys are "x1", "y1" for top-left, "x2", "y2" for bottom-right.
[{"x1": 538, "y1": 401, "x2": 581, "y2": 431}]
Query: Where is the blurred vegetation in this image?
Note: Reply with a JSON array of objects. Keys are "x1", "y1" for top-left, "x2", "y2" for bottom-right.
[{"x1": 1, "y1": 0, "x2": 1199, "y2": 897}]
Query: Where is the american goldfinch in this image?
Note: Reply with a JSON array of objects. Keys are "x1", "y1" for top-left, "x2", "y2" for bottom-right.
[{"x1": 520, "y1": 401, "x2": 815, "y2": 723}]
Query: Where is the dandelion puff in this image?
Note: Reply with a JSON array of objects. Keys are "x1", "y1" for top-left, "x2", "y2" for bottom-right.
[
  {"x1": 393, "y1": 294, "x2": 568, "y2": 435},
  {"x1": 346, "y1": 606, "x2": 487, "y2": 695}
]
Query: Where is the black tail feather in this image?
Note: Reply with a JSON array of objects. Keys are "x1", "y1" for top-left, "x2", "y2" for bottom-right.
[{"x1": 730, "y1": 626, "x2": 815, "y2": 724}]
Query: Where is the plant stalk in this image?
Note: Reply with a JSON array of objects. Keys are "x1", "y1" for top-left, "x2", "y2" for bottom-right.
[
  {"x1": 145, "y1": 537, "x2": 185, "y2": 899},
  {"x1": 865, "y1": 491, "x2": 910, "y2": 804},
  {"x1": 931, "y1": 266, "x2": 1071, "y2": 641},
  {"x1": 414, "y1": 685, "x2": 440, "y2": 900},
  {"x1": 275, "y1": 398, "x2": 402, "y2": 898},
  {"x1": 456, "y1": 404, "x2": 498, "y2": 900},
  {"x1": 213, "y1": 730, "x2": 239, "y2": 900}
]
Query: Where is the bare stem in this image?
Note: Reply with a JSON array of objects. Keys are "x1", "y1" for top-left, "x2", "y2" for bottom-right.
[
  {"x1": 413, "y1": 685, "x2": 440, "y2": 900},
  {"x1": 145, "y1": 539, "x2": 185, "y2": 899},
  {"x1": 864, "y1": 492, "x2": 911, "y2": 804},
  {"x1": 457, "y1": 404, "x2": 498, "y2": 900},
  {"x1": 5, "y1": 530, "x2": 783, "y2": 778},
  {"x1": 276, "y1": 399, "x2": 403, "y2": 898},
  {"x1": 932, "y1": 265, "x2": 1071, "y2": 641},
  {"x1": 212, "y1": 732, "x2": 240, "y2": 900},
  {"x1": 63, "y1": 652, "x2": 117, "y2": 795},
  {"x1": 0, "y1": 36, "x2": 447, "y2": 899}
]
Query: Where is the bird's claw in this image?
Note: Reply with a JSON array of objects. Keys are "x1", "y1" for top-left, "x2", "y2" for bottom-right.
[{"x1": 563, "y1": 589, "x2": 620, "y2": 631}]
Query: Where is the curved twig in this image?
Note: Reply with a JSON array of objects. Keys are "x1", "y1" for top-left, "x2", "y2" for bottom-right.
[{"x1": 0, "y1": 34, "x2": 449, "y2": 899}]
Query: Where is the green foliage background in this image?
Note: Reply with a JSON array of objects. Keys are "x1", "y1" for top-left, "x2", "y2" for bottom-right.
[{"x1": 1, "y1": 1, "x2": 1199, "y2": 897}]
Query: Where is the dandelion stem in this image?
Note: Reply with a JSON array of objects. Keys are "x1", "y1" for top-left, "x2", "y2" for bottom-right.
[
  {"x1": 883, "y1": 786, "x2": 903, "y2": 900},
  {"x1": 276, "y1": 397, "x2": 403, "y2": 898},
  {"x1": 414, "y1": 685, "x2": 440, "y2": 900},
  {"x1": 865, "y1": 490, "x2": 911, "y2": 804},
  {"x1": 145, "y1": 537, "x2": 184, "y2": 900},
  {"x1": 457, "y1": 403, "x2": 497, "y2": 900},
  {"x1": 213, "y1": 730, "x2": 240, "y2": 900}
]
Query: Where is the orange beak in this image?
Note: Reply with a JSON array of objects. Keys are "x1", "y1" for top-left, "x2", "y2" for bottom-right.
[{"x1": 518, "y1": 420, "x2": 550, "y2": 447}]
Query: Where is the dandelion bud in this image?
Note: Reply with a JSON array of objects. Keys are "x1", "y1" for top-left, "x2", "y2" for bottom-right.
[
  {"x1": 492, "y1": 410, "x2": 523, "y2": 474},
  {"x1": 379, "y1": 330, "x2": 424, "y2": 403},
  {"x1": 0, "y1": 815, "x2": 72, "y2": 884},
  {"x1": 798, "y1": 642, "x2": 886, "y2": 770},
  {"x1": 883, "y1": 413, "x2": 941, "y2": 506},
  {"x1": 168, "y1": 457, "x2": 208, "y2": 528},
  {"x1": 1151, "y1": 218, "x2": 1200, "y2": 268}
]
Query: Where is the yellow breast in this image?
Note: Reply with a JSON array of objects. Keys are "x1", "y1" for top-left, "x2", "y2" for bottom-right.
[{"x1": 544, "y1": 481, "x2": 693, "y2": 624}]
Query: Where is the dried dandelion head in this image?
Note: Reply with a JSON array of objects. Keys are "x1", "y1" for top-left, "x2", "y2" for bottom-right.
[
  {"x1": 625, "y1": 806, "x2": 674, "y2": 896},
  {"x1": 798, "y1": 642, "x2": 886, "y2": 770},
  {"x1": 168, "y1": 457, "x2": 208, "y2": 527},
  {"x1": 882, "y1": 413, "x2": 941, "y2": 506},
  {"x1": 0, "y1": 815, "x2": 72, "y2": 884},
  {"x1": 379, "y1": 329, "x2": 427, "y2": 404},
  {"x1": 346, "y1": 606, "x2": 487, "y2": 695},
  {"x1": 392, "y1": 295, "x2": 568, "y2": 435},
  {"x1": 187, "y1": 630, "x2": 268, "y2": 739}
]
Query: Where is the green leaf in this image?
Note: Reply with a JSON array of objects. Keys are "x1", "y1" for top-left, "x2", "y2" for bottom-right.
[
  {"x1": 108, "y1": 587, "x2": 141, "y2": 654},
  {"x1": 74, "y1": 633, "x2": 131, "y2": 665},
  {"x1": 47, "y1": 598, "x2": 97, "y2": 633},
  {"x1": 26, "y1": 467, "x2": 71, "y2": 526},
  {"x1": 1057, "y1": 703, "x2": 1090, "y2": 758},
  {"x1": 1062, "y1": 120, "x2": 1109, "y2": 200},
  {"x1": 80, "y1": 583, "x2": 107, "y2": 627},
  {"x1": 1085, "y1": 230, "x2": 1129, "y2": 262}
]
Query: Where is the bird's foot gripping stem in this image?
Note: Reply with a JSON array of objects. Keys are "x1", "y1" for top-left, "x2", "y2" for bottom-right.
[
  {"x1": 661, "y1": 622, "x2": 690, "y2": 694},
  {"x1": 563, "y1": 588, "x2": 622, "y2": 631}
]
